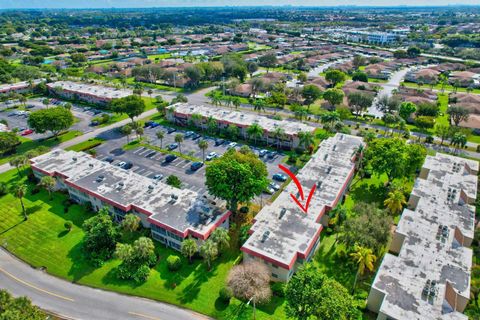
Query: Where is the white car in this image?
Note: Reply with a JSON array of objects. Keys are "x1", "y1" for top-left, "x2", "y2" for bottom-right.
[
  {"x1": 117, "y1": 161, "x2": 126, "y2": 167},
  {"x1": 206, "y1": 152, "x2": 218, "y2": 161},
  {"x1": 227, "y1": 142, "x2": 237, "y2": 149},
  {"x1": 152, "y1": 174, "x2": 164, "y2": 180}
]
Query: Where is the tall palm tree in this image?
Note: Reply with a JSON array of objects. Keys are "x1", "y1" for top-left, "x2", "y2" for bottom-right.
[
  {"x1": 272, "y1": 127, "x2": 285, "y2": 150},
  {"x1": 200, "y1": 239, "x2": 218, "y2": 270},
  {"x1": 253, "y1": 99, "x2": 266, "y2": 113},
  {"x1": 297, "y1": 130, "x2": 314, "y2": 152},
  {"x1": 156, "y1": 130, "x2": 165, "y2": 149},
  {"x1": 320, "y1": 111, "x2": 342, "y2": 132},
  {"x1": 181, "y1": 237, "x2": 198, "y2": 264},
  {"x1": 210, "y1": 227, "x2": 230, "y2": 252},
  {"x1": 210, "y1": 91, "x2": 222, "y2": 106},
  {"x1": 207, "y1": 117, "x2": 217, "y2": 135},
  {"x1": 232, "y1": 97, "x2": 241, "y2": 110},
  {"x1": 384, "y1": 189, "x2": 407, "y2": 215},
  {"x1": 198, "y1": 140, "x2": 209, "y2": 162},
  {"x1": 175, "y1": 133, "x2": 184, "y2": 154},
  {"x1": 121, "y1": 125, "x2": 133, "y2": 144},
  {"x1": 190, "y1": 113, "x2": 203, "y2": 130},
  {"x1": 39, "y1": 176, "x2": 56, "y2": 200},
  {"x1": 247, "y1": 123, "x2": 264, "y2": 146},
  {"x1": 12, "y1": 184, "x2": 28, "y2": 220},
  {"x1": 451, "y1": 132, "x2": 467, "y2": 154},
  {"x1": 350, "y1": 245, "x2": 376, "y2": 293},
  {"x1": 9, "y1": 156, "x2": 27, "y2": 177},
  {"x1": 352, "y1": 144, "x2": 365, "y2": 177}
]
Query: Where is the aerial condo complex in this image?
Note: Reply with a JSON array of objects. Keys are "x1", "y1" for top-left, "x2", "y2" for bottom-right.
[{"x1": 0, "y1": 3, "x2": 479, "y2": 320}]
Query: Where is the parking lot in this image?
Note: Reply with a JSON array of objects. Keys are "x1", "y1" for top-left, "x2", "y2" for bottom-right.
[
  {"x1": 94, "y1": 123, "x2": 288, "y2": 197},
  {"x1": 0, "y1": 97, "x2": 102, "y2": 140}
]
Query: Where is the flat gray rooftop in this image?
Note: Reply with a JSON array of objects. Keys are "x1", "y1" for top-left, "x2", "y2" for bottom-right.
[
  {"x1": 47, "y1": 81, "x2": 132, "y2": 100},
  {"x1": 241, "y1": 133, "x2": 363, "y2": 267},
  {"x1": 371, "y1": 152, "x2": 478, "y2": 320},
  {"x1": 31, "y1": 150, "x2": 228, "y2": 236},
  {"x1": 169, "y1": 103, "x2": 316, "y2": 136}
]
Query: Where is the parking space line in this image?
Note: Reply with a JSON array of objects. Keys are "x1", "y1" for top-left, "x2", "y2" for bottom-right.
[
  {"x1": 135, "y1": 168, "x2": 146, "y2": 174},
  {"x1": 181, "y1": 162, "x2": 190, "y2": 169},
  {"x1": 144, "y1": 171, "x2": 153, "y2": 177},
  {"x1": 133, "y1": 147, "x2": 145, "y2": 154}
]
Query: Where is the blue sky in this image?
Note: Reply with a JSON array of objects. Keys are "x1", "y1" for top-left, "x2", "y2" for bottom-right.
[{"x1": 1, "y1": 0, "x2": 479, "y2": 8}]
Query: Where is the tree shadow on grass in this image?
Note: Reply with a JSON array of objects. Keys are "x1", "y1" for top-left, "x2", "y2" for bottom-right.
[
  {"x1": 177, "y1": 261, "x2": 220, "y2": 305},
  {"x1": 349, "y1": 180, "x2": 387, "y2": 206},
  {"x1": 67, "y1": 241, "x2": 98, "y2": 283},
  {"x1": 57, "y1": 230, "x2": 69, "y2": 238},
  {"x1": 26, "y1": 204, "x2": 42, "y2": 215},
  {"x1": 214, "y1": 297, "x2": 229, "y2": 312}
]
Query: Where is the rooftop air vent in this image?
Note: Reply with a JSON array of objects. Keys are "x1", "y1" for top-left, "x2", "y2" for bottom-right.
[
  {"x1": 96, "y1": 175, "x2": 105, "y2": 183},
  {"x1": 72, "y1": 157, "x2": 77, "y2": 161},
  {"x1": 332, "y1": 144, "x2": 337, "y2": 151},
  {"x1": 261, "y1": 230, "x2": 270, "y2": 243},
  {"x1": 279, "y1": 208, "x2": 287, "y2": 219}
]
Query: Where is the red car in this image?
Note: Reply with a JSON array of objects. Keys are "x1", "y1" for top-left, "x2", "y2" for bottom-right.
[{"x1": 21, "y1": 129, "x2": 33, "y2": 136}]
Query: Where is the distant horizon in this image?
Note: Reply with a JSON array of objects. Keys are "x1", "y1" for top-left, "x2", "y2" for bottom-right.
[{"x1": 1, "y1": 0, "x2": 480, "y2": 9}]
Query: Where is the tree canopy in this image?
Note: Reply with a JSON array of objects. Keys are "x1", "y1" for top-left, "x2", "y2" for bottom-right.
[
  {"x1": 27, "y1": 106, "x2": 74, "y2": 138},
  {"x1": 364, "y1": 138, "x2": 426, "y2": 183},
  {"x1": 285, "y1": 264, "x2": 360, "y2": 320},
  {"x1": 110, "y1": 95, "x2": 146, "y2": 123},
  {"x1": 205, "y1": 149, "x2": 268, "y2": 213}
]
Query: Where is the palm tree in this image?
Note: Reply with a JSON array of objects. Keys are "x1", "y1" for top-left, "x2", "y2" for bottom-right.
[
  {"x1": 384, "y1": 189, "x2": 406, "y2": 215},
  {"x1": 175, "y1": 133, "x2": 184, "y2": 154},
  {"x1": 9, "y1": 156, "x2": 27, "y2": 177},
  {"x1": 200, "y1": 239, "x2": 218, "y2": 270},
  {"x1": 42, "y1": 98, "x2": 50, "y2": 109},
  {"x1": 207, "y1": 117, "x2": 217, "y2": 135},
  {"x1": 39, "y1": 175, "x2": 56, "y2": 200},
  {"x1": 350, "y1": 245, "x2": 376, "y2": 293},
  {"x1": 210, "y1": 227, "x2": 230, "y2": 252},
  {"x1": 181, "y1": 237, "x2": 198, "y2": 264},
  {"x1": 272, "y1": 127, "x2": 285, "y2": 150},
  {"x1": 121, "y1": 125, "x2": 133, "y2": 143},
  {"x1": 297, "y1": 130, "x2": 314, "y2": 152},
  {"x1": 156, "y1": 130, "x2": 165, "y2": 149},
  {"x1": 253, "y1": 99, "x2": 266, "y2": 113},
  {"x1": 351, "y1": 144, "x2": 365, "y2": 177},
  {"x1": 135, "y1": 127, "x2": 144, "y2": 140},
  {"x1": 190, "y1": 113, "x2": 203, "y2": 130},
  {"x1": 247, "y1": 123, "x2": 264, "y2": 146},
  {"x1": 451, "y1": 132, "x2": 467, "y2": 154},
  {"x1": 12, "y1": 184, "x2": 27, "y2": 220},
  {"x1": 232, "y1": 96, "x2": 241, "y2": 110},
  {"x1": 320, "y1": 111, "x2": 342, "y2": 132},
  {"x1": 210, "y1": 91, "x2": 222, "y2": 106},
  {"x1": 198, "y1": 140, "x2": 208, "y2": 162}
]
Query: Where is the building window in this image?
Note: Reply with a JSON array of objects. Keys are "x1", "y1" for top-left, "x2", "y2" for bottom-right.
[
  {"x1": 271, "y1": 273, "x2": 278, "y2": 278},
  {"x1": 271, "y1": 264, "x2": 278, "y2": 269}
]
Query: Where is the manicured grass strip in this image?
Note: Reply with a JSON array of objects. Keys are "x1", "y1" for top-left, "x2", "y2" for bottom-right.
[{"x1": 0, "y1": 168, "x2": 287, "y2": 320}]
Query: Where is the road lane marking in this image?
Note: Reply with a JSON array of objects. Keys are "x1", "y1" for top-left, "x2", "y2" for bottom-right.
[
  {"x1": 0, "y1": 267, "x2": 74, "y2": 302},
  {"x1": 128, "y1": 311, "x2": 162, "y2": 320}
]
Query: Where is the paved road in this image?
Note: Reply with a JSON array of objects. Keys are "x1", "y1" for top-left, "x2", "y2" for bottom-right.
[
  {"x1": 0, "y1": 248, "x2": 210, "y2": 320},
  {"x1": 0, "y1": 108, "x2": 158, "y2": 174},
  {"x1": 367, "y1": 67, "x2": 414, "y2": 118}
]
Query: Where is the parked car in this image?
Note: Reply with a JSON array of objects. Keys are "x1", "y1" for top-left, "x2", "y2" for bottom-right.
[
  {"x1": 267, "y1": 151, "x2": 278, "y2": 159},
  {"x1": 21, "y1": 129, "x2": 33, "y2": 136},
  {"x1": 90, "y1": 121, "x2": 99, "y2": 126},
  {"x1": 214, "y1": 139, "x2": 225, "y2": 146},
  {"x1": 191, "y1": 133, "x2": 201, "y2": 140},
  {"x1": 259, "y1": 149, "x2": 268, "y2": 157},
  {"x1": 190, "y1": 162, "x2": 204, "y2": 171},
  {"x1": 152, "y1": 174, "x2": 164, "y2": 181},
  {"x1": 269, "y1": 182, "x2": 280, "y2": 191},
  {"x1": 227, "y1": 142, "x2": 237, "y2": 149},
  {"x1": 264, "y1": 186, "x2": 275, "y2": 195},
  {"x1": 122, "y1": 162, "x2": 133, "y2": 170},
  {"x1": 167, "y1": 143, "x2": 178, "y2": 151},
  {"x1": 184, "y1": 131, "x2": 194, "y2": 138},
  {"x1": 164, "y1": 154, "x2": 177, "y2": 163},
  {"x1": 206, "y1": 152, "x2": 218, "y2": 161},
  {"x1": 144, "y1": 121, "x2": 153, "y2": 128},
  {"x1": 150, "y1": 122, "x2": 160, "y2": 128},
  {"x1": 117, "y1": 161, "x2": 127, "y2": 167},
  {"x1": 26, "y1": 105, "x2": 35, "y2": 109},
  {"x1": 104, "y1": 157, "x2": 114, "y2": 163},
  {"x1": 167, "y1": 127, "x2": 177, "y2": 134},
  {"x1": 145, "y1": 151, "x2": 157, "y2": 158},
  {"x1": 272, "y1": 173, "x2": 287, "y2": 182}
]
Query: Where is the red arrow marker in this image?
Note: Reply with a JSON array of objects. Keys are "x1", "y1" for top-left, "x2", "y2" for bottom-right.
[
  {"x1": 278, "y1": 164, "x2": 316, "y2": 214},
  {"x1": 290, "y1": 184, "x2": 317, "y2": 214},
  {"x1": 278, "y1": 164, "x2": 304, "y2": 200}
]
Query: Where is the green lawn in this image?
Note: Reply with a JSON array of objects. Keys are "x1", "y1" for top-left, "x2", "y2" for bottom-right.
[
  {"x1": 65, "y1": 138, "x2": 105, "y2": 152},
  {"x1": 0, "y1": 168, "x2": 286, "y2": 320},
  {"x1": 0, "y1": 130, "x2": 83, "y2": 165},
  {"x1": 401, "y1": 81, "x2": 480, "y2": 94}
]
